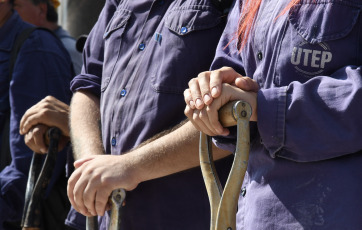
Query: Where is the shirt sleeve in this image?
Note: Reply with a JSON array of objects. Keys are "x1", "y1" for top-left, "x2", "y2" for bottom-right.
[
  {"x1": 210, "y1": 0, "x2": 245, "y2": 75},
  {"x1": 211, "y1": 0, "x2": 362, "y2": 163},
  {"x1": 210, "y1": 0, "x2": 247, "y2": 153},
  {"x1": 0, "y1": 30, "x2": 72, "y2": 224},
  {"x1": 258, "y1": 65, "x2": 362, "y2": 162},
  {"x1": 70, "y1": 0, "x2": 120, "y2": 97}
]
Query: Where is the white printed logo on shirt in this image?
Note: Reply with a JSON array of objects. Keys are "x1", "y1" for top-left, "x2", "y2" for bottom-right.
[{"x1": 291, "y1": 41, "x2": 332, "y2": 78}]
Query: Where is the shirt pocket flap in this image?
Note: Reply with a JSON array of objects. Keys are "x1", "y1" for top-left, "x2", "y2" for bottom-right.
[
  {"x1": 289, "y1": 2, "x2": 361, "y2": 44},
  {"x1": 103, "y1": 9, "x2": 131, "y2": 39},
  {"x1": 165, "y1": 5, "x2": 222, "y2": 35}
]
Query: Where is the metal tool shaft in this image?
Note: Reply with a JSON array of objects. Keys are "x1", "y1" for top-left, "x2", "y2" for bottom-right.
[
  {"x1": 200, "y1": 100, "x2": 252, "y2": 230},
  {"x1": 21, "y1": 127, "x2": 62, "y2": 230}
]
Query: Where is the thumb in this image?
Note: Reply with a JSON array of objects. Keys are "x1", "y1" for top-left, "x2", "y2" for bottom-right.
[
  {"x1": 74, "y1": 155, "x2": 97, "y2": 168},
  {"x1": 234, "y1": 77, "x2": 259, "y2": 92}
]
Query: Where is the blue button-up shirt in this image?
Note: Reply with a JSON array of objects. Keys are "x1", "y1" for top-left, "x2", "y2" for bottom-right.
[
  {"x1": 0, "y1": 12, "x2": 73, "y2": 228},
  {"x1": 212, "y1": 0, "x2": 362, "y2": 229},
  {"x1": 70, "y1": 0, "x2": 233, "y2": 229}
]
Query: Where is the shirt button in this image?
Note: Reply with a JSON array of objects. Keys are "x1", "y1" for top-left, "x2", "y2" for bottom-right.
[
  {"x1": 241, "y1": 187, "x2": 246, "y2": 197},
  {"x1": 180, "y1": 27, "x2": 188, "y2": 34},
  {"x1": 139, "y1": 43, "x2": 145, "y2": 51},
  {"x1": 257, "y1": 51, "x2": 263, "y2": 60},
  {"x1": 111, "y1": 137, "x2": 116, "y2": 146},
  {"x1": 120, "y1": 89, "x2": 127, "y2": 97}
]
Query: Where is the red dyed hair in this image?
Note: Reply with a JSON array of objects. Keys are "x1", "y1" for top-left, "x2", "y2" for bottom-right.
[{"x1": 237, "y1": 0, "x2": 301, "y2": 51}]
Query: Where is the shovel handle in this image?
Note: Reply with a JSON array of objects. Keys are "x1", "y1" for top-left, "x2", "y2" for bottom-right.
[{"x1": 200, "y1": 100, "x2": 252, "y2": 230}]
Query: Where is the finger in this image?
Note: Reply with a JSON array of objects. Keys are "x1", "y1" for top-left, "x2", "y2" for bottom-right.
[
  {"x1": 24, "y1": 130, "x2": 39, "y2": 153},
  {"x1": 196, "y1": 72, "x2": 213, "y2": 105},
  {"x1": 20, "y1": 111, "x2": 45, "y2": 135},
  {"x1": 19, "y1": 105, "x2": 41, "y2": 134},
  {"x1": 83, "y1": 182, "x2": 97, "y2": 216},
  {"x1": 188, "y1": 78, "x2": 204, "y2": 110},
  {"x1": 192, "y1": 109, "x2": 217, "y2": 136},
  {"x1": 209, "y1": 67, "x2": 242, "y2": 98},
  {"x1": 67, "y1": 168, "x2": 82, "y2": 213},
  {"x1": 185, "y1": 106, "x2": 206, "y2": 133},
  {"x1": 183, "y1": 89, "x2": 195, "y2": 109},
  {"x1": 73, "y1": 171, "x2": 92, "y2": 216},
  {"x1": 95, "y1": 189, "x2": 111, "y2": 216},
  {"x1": 234, "y1": 77, "x2": 259, "y2": 92},
  {"x1": 74, "y1": 156, "x2": 97, "y2": 169},
  {"x1": 32, "y1": 125, "x2": 48, "y2": 154},
  {"x1": 206, "y1": 105, "x2": 229, "y2": 136},
  {"x1": 20, "y1": 103, "x2": 70, "y2": 136}
]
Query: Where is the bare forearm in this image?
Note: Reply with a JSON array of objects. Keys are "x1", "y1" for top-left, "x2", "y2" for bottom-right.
[
  {"x1": 126, "y1": 121, "x2": 231, "y2": 184},
  {"x1": 70, "y1": 90, "x2": 104, "y2": 160}
]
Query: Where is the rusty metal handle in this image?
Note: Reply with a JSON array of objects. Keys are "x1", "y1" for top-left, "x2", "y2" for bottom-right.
[
  {"x1": 22, "y1": 127, "x2": 62, "y2": 230},
  {"x1": 86, "y1": 188, "x2": 126, "y2": 230},
  {"x1": 108, "y1": 188, "x2": 126, "y2": 229},
  {"x1": 200, "y1": 100, "x2": 252, "y2": 230}
]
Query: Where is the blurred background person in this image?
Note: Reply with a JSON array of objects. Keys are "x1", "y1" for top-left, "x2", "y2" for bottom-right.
[
  {"x1": 0, "y1": 0, "x2": 74, "y2": 228},
  {"x1": 14, "y1": 0, "x2": 82, "y2": 74}
]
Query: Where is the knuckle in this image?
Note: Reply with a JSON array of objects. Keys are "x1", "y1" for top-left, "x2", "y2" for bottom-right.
[
  {"x1": 188, "y1": 78, "x2": 197, "y2": 86},
  {"x1": 184, "y1": 107, "x2": 191, "y2": 116},
  {"x1": 44, "y1": 95, "x2": 54, "y2": 102}
]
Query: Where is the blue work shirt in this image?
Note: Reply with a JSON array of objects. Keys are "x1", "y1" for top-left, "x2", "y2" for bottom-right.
[
  {"x1": 212, "y1": 0, "x2": 362, "y2": 229},
  {"x1": 0, "y1": 12, "x2": 73, "y2": 228},
  {"x1": 70, "y1": 0, "x2": 233, "y2": 229}
]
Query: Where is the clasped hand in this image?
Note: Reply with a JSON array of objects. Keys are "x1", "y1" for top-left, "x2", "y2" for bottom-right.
[{"x1": 184, "y1": 67, "x2": 259, "y2": 136}]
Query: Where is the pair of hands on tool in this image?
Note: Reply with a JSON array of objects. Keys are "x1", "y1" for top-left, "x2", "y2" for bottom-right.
[
  {"x1": 19, "y1": 96, "x2": 70, "y2": 153},
  {"x1": 184, "y1": 67, "x2": 259, "y2": 136},
  {"x1": 67, "y1": 154, "x2": 138, "y2": 217}
]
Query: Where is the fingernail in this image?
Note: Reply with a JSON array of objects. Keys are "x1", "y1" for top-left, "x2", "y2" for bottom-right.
[
  {"x1": 190, "y1": 100, "x2": 195, "y2": 108},
  {"x1": 203, "y1": 94, "x2": 211, "y2": 104},
  {"x1": 195, "y1": 99, "x2": 203, "y2": 108},
  {"x1": 211, "y1": 87, "x2": 218, "y2": 97}
]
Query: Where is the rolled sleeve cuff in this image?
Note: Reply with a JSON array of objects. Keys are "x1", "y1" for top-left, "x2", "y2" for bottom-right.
[
  {"x1": 70, "y1": 74, "x2": 101, "y2": 98},
  {"x1": 257, "y1": 86, "x2": 287, "y2": 158}
]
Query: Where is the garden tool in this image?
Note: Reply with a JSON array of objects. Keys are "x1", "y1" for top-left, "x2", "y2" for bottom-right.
[
  {"x1": 86, "y1": 188, "x2": 126, "y2": 230},
  {"x1": 21, "y1": 127, "x2": 62, "y2": 230},
  {"x1": 199, "y1": 100, "x2": 251, "y2": 230}
]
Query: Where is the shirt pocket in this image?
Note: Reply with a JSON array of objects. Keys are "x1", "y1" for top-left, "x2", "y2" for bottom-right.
[
  {"x1": 150, "y1": 4, "x2": 224, "y2": 94},
  {"x1": 101, "y1": 9, "x2": 131, "y2": 92},
  {"x1": 275, "y1": 0, "x2": 361, "y2": 85}
]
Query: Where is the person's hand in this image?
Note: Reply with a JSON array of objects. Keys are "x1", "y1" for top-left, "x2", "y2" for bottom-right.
[
  {"x1": 184, "y1": 67, "x2": 259, "y2": 110},
  {"x1": 185, "y1": 83, "x2": 258, "y2": 136},
  {"x1": 67, "y1": 155, "x2": 140, "y2": 217},
  {"x1": 20, "y1": 95, "x2": 70, "y2": 137},
  {"x1": 24, "y1": 124, "x2": 70, "y2": 154}
]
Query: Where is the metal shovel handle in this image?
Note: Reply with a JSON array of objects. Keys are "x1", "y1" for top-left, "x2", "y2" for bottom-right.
[
  {"x1": 21, "y1": 127, "x2": 62, "y2": 230},
  {"x1": 200, "y1": 100, "x2": 252, "y2": 230},
  {"x1": 86, "y1": 188, "x2": 126, "y2": 230}
]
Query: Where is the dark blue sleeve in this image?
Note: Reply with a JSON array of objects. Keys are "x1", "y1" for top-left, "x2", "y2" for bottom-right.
[
  {"x1": 210, "y1": 0, "x2": 246, "y2": 152},
  {"x1": 0, "y1": 29, "x2": 73, "y2": 224}
]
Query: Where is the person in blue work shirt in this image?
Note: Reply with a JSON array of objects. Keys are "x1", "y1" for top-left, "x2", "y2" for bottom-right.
[
  {"x1": 0, "y1": 0, "x2": 74, "y2": 228},
  {"x1": 14, "y1": 0, "x2": 83, "y2": 75},
  {"x1": 184, "y1": 0, "x2": 362, "y2": 229},
  {"x1": 64, "y1": 0, "x2": 261, "y2": 229}
]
